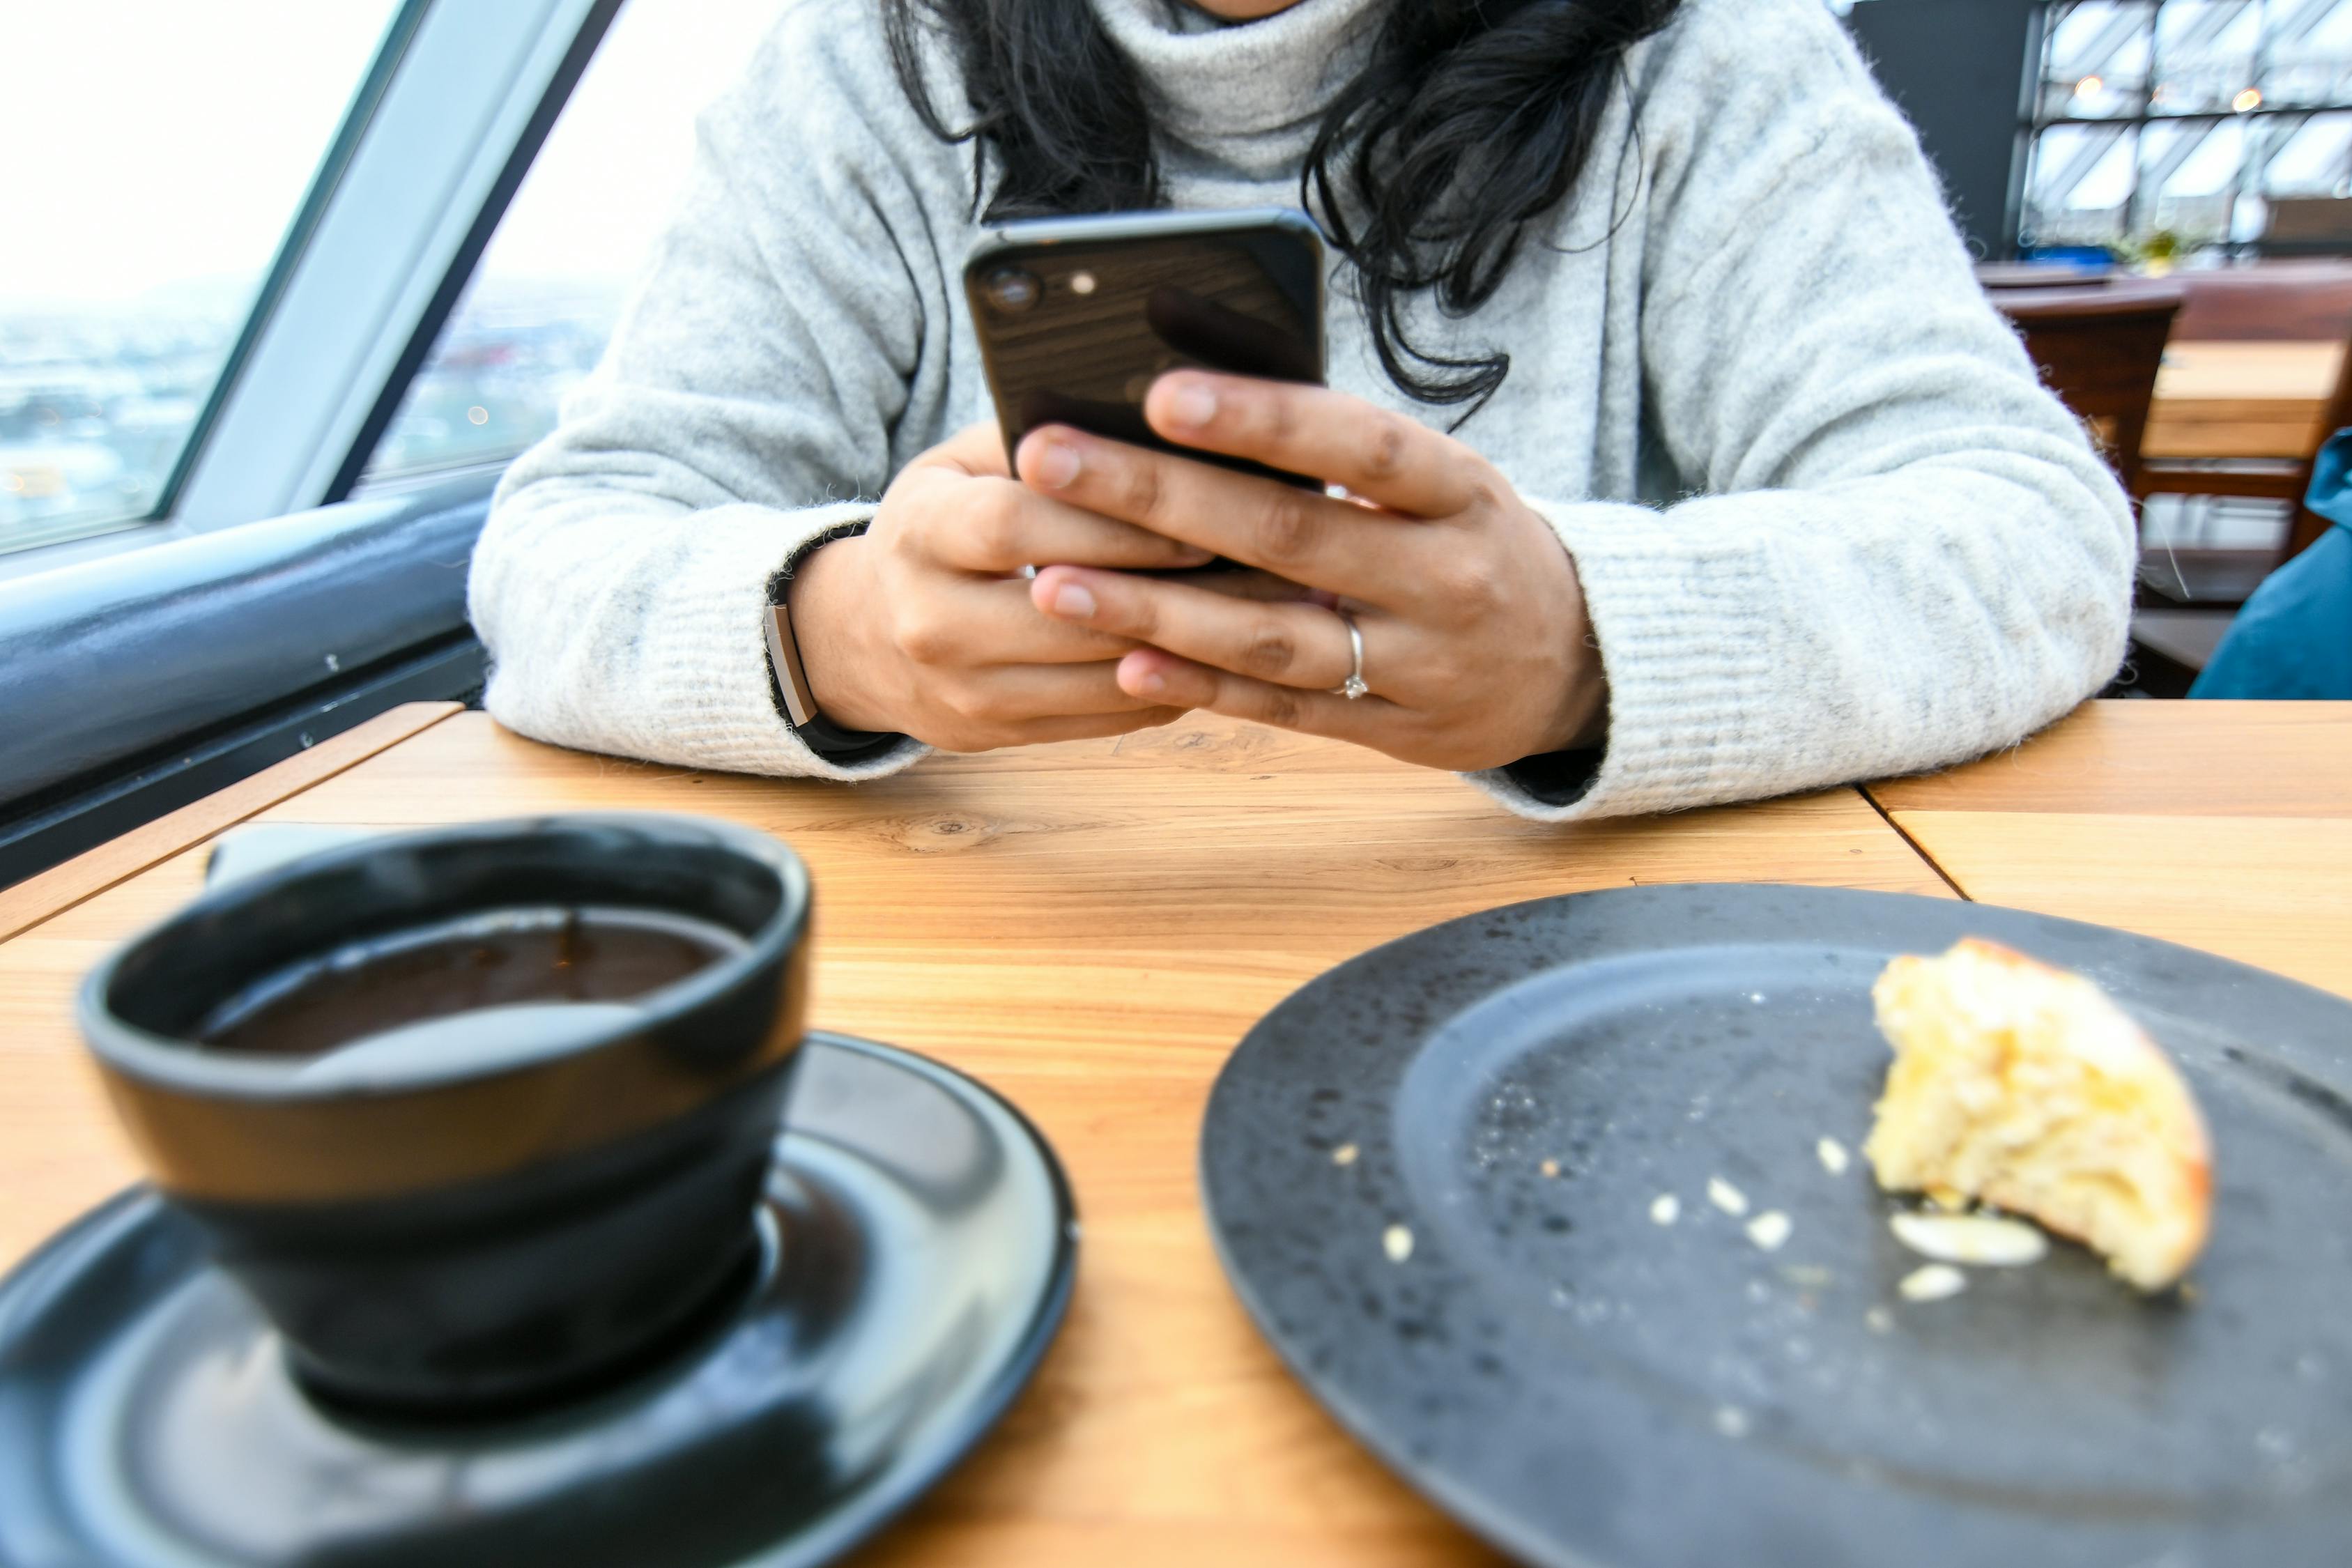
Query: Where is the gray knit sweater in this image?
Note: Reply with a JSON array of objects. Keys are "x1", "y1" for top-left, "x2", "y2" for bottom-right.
[{"x1": 470, "y1": 0, "x2": 2133, "y2": 820}]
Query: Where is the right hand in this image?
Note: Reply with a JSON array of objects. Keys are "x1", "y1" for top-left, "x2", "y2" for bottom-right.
[{"x1": 787, "y1": 423, "x2": 1208, "y2": 751}]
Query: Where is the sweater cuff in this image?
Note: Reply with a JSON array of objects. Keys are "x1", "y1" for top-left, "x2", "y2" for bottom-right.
[
  {"x1": 695, "y1": 502, "x2": 929, "y2": 783},
  {"x1": 1466, "y1": 498, "x2": 1778, "y2": 822},
  {"x1": 483, "y1": 497, "x2": 930, "y2": 784}
]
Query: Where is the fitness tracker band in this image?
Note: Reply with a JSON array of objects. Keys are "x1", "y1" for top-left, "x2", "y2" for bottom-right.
[{"x1": 763, "y1": 521, "x2": 901, "y2": 763}]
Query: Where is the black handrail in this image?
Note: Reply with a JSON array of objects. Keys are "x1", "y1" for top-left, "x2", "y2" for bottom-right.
[{"x1": 0, "y1": 475, "x2": 494, "y2": 886}]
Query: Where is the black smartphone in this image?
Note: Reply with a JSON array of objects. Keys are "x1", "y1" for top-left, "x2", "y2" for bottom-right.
[{"x1": 964, "y1": 208, "x2": 1327, "y2": 491}]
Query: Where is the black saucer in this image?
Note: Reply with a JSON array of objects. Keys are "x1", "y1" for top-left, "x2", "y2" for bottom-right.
[{"x1": 0, "y1": 1033, "x2": 1076, "y2": 1568}]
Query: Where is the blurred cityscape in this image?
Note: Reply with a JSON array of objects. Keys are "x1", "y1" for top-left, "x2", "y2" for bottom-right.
[
  {"x1": 1, "y1": 294, "x2": 230, "y2": 553},
  {"x1": 0, "y1": 278, "x2": 620, "y2": 555},
  {"x1": 363, "y1": 277, "x2": 622, "y2": 483}
]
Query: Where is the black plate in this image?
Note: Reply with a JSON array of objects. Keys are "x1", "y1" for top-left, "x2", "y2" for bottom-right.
[
  {"x1": 0, "y1": 1033, "x2": 1076, "y2": 1568},
  {"x1": 1200, "y1": 885, "x2": 2352, "y2": 1568}
]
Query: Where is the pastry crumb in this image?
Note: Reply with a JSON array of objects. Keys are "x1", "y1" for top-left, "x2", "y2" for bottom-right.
[
  {"x1": 1898, "y1": 1263, "x2": 1968, "y2": 1302},
  {"x1": 1889, "y1": 1210, "x2": 2047, "y2": 1268},
  {"x1": 1650, "y1": 1193, "x2": 1680, "y2": 1226},
  {"x1": 1539, "y1": 1158, "x2": 1560, "y2": 1178},
  {"x1": 1707, "y1": 1177, "x2": 1749, "y2": 1217},
  {"x1": 1746, "y1": 1210, "x2": 1792, "y2": 1251},
  {"x1": 1330, "y1": 1143, "x2": 1359, "y2": 1167},
  {"x1": 1383, "y1": 1224, "x2": 1414, "y2": 1263},
  {"x1": 1816, "y1": 1136, "x2": 1850, "y2": 1175}
]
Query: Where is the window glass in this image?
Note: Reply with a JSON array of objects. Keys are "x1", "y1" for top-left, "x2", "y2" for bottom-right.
[
  {"x1": 2266, "y1": 110, "x2": 2352, "y2": 197},
  {"x1": 2041, "y1": 1, "x2": 2156, "y2": 121},
  {"x1": 0, "y1": 1, "x2": 401, "y2": 554},
  {"x1": 2151, "y1": 0, "x2": 2258, "y2": 116},
  {"x1": 2272, "y1": 3, "x2": 2352, "y2": 109},
  {"x1": 358, "y1": 0, "x2": 789, "y2": 487},
  {"x1": 2023, "y1": 0, "x2": 2352, "y2": 252},
  {"x1": 2026, "y1": 122, "x2": 2139, "y2": 243}
]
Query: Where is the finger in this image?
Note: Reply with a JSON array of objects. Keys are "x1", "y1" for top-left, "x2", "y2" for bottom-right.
[
  {"x1": 918, "y1": 420, "x2": 1015, "y2": 479},
  {"x1": 1114, "y1": 648, "x2": 1403, "y2": 744},
  {"x1": 934, "y1": 705, "x2": 1187, "y2": 755},
  {"x1": 1024, "y1": 707, "x2": 1189, "y2": 743},
  {"x1": 1016, "y1": 426, "x2": 1434, "y2": 603},
  {"x1": 1145, "y1": 372, "x2": 1482, "y2": 518},
  {"x1": 1110, "y1": 565, "x2": 1332, "y2": 606},
  {"x1": 911, "y1": 578, "x2": 1138, "y2": 666},
  {"x1": 1031, "y1": 565, "x2": 1363, "y2": 692},
  {"x1": 913, "y1": 472, "x2": 1215, "y2": 575},
  {"x1": 949, "y1": 660, "x2": 1176, "y2": 724},
  {"x1": 1181, "y1": 567, "x2": 1335, "y2": 606}
]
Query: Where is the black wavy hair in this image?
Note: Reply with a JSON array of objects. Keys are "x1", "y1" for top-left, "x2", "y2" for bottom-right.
[{"x1": 884, "y1": 0, "x2": 1684, "y2": 417}]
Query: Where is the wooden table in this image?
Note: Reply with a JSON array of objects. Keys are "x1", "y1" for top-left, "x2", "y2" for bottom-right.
[
  {"x1": 1867, "y1": 701, "x2": 2352, "y2": 1000},
  {"x1": 2144, "y1": 339, "x2": 2341, "y2": 461},
  {"x1": 1, "y1": 698, "x2": 2341, "y2": 1563}
]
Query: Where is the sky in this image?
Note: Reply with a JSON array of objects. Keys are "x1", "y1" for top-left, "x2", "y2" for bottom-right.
[
  {"x1": 472, "y1": 0, "x2": 787, "y2": 289},
  {"x1": 0, "y1": 1, "x2": 395, "y2": 305},
  {"x1": 0, "y1": 0, "x2": 786, "y2": 309}
]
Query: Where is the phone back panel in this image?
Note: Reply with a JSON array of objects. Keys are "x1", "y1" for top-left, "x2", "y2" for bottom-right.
[{"x1": 966, "y1": 213, "x2": 1326, "y2": 489}]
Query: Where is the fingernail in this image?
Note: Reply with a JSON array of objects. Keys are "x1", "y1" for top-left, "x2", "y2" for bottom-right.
[
  {"x1": 1137, "y1": 670, "x2": 1167, "y2": 695},
  {"x1": 1031, "y1": 440, "x2": 1080, "y2": 489},
  {"x1": 1167, "y1": 384, "x2": 1217, "y2": 429},
  {"x1": 1050, "y1": 581, "x2": 1097, "y2": 618}
]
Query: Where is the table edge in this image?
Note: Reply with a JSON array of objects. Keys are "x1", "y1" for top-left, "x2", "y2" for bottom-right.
[{"x1": 0, "y1": 701, "x2": 462, "y2": 943}]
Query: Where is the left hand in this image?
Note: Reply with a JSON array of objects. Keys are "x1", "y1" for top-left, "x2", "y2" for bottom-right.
[{"x1": 1019, "y1": 371, "x2": 1607, "y2": 773}]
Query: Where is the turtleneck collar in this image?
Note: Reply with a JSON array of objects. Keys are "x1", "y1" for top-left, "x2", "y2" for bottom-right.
[{"x1": 1086, "y1": 0, "x2": 1390, "y2": 181}]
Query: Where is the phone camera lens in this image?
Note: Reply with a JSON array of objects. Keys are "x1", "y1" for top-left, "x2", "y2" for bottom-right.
[{"x1": 983, "y1": 268, "x2": 1041, "y2": 314}]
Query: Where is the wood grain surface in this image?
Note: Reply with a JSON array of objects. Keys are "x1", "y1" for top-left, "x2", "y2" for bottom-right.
[
  {"x1": 1868, "y1": 701, "x2": 2352, "y2": 1001},
  {"x1": 2143, "y1": 340, "x2": 2339, "y2": 461},
  {"x1": 1866, "y1": 700, "x2": 2352, "y2": 816},
  {"x1": 0, "y1": 701, "x2": 461, "y2": 944},
  {"x1": 0, "y1": 709, "x2": 1949, "y2": 1567},
  {"x1": 1887, "y1": 811, "x2": 2352, "y2": 999}
]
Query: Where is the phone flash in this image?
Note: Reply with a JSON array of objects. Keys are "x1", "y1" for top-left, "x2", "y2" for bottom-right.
[{"x1": 1068, "y1": 270, "x2": 1098, "y2": 295}]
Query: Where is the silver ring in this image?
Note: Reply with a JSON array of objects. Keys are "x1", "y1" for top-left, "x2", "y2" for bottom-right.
[{"x1": 1332, "y1": 610, "x2": 1368, "y2": 700}]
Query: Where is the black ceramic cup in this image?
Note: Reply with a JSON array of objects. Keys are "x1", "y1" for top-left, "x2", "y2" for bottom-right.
[{"x1": 77, "y1": 813, "x2": 811, "y2": 1416}]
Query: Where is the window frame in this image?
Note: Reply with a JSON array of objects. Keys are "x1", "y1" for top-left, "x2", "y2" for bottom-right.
[{"x1": 170, "y1": 0, "x2": 626, "y2": 530}]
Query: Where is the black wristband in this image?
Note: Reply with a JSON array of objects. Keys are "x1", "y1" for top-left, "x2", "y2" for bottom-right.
[
  {"x1": 764, "y1": 521, "x2": 905, "y2": 765},
  {"x1": 790, "y1": 709, "x2": 905, "y2": 764}
]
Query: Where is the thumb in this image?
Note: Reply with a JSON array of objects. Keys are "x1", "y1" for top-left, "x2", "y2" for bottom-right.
[{"x1": 921, "y1": 420, "x2": 1013, "y2": 480}]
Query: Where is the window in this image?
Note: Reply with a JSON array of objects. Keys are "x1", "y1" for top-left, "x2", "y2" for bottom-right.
[
  {"x1": 2021, "y1": 0, "x2": 2352, "y2": 252},
  {"x1": 0, "y1": 1, "x2": 403, "y2": 554},
  {"x1": 358, "y1": 0, "x2": 789, "y2": 488}
]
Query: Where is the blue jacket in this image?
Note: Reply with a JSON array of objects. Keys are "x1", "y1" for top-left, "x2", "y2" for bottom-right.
[{"x1": 2190, "y1": 431, "x2": 2352, "y2": 700}]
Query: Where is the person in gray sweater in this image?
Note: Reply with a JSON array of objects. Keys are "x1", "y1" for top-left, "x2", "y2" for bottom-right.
[{"x1": 469, "y1": 0, "x2": 2133, "y2": 821}]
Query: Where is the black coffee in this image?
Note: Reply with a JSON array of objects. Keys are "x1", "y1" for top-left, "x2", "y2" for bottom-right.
[{"x1": 197, "y1": 907, "x2": 744, "y2": 1061}]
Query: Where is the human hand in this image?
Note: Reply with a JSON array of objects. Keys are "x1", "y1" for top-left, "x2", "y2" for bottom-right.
[
  {"x1": 787, "y1": 422, "x2": 1204, "y2": 751},
  {"x1": 1019, "y1": 374, "x2": 1606, "y2": 772}
]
